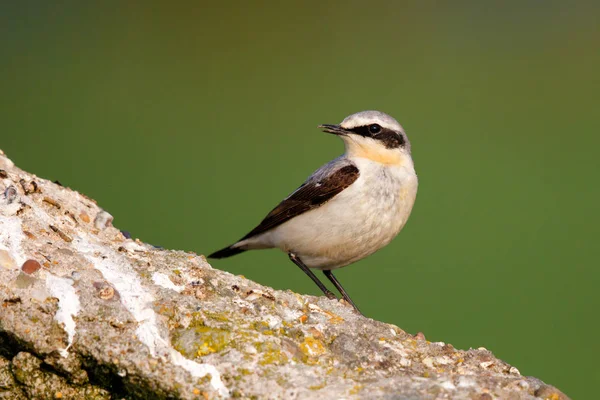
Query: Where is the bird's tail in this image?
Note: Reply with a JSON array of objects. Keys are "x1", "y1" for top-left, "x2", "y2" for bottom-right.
[{"x1": 207, "y1": 244, "x2": 246, "y2": 259}]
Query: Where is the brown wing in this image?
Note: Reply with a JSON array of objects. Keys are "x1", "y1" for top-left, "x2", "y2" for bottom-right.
[{"x1": 240, "y1": 164, "x2": 359, "y2": 240}]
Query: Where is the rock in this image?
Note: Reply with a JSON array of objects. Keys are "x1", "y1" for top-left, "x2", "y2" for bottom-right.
[
  {"x1": 0, "y1": 149, "x2": 569, "y2": 399},
  {"x1": 0, "y1": 250, "x2": 17, "y2": 270},
  {"x1": 21, "y1": 259, "x2": 41, "y2": 275}
]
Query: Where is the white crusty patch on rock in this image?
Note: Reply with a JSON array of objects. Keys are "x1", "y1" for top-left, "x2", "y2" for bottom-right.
[
  {"x1": 263, "y1": 315, "x2": 282, "y2": 330},
  {"x1": 74, "y1": 239, "x2": 168, "y2": 354},
  {"x1": 0, "y1": 215, "x2": 27, "y2": 266},
  {"x1": 46, "y1": 274, "x2": 81, "y2": 357},
  {"x1": 121, "y1": 239, "x2": 147, "y2": 252},
  {"x1": 438, "y1": 380, "x2": 456, "y2": 390},
  {"x1": 20, "y1": 196, "x2": 55, "y2": 225},
  {"x1": 73, "y1": 238, "x2": 229, "y2": 397},
  {"x1": 152, "y1": 272, "x2": 184, "y2": 293},
  {"x1": 170, "y1": 349, "x2": 229, "y2": 396}
]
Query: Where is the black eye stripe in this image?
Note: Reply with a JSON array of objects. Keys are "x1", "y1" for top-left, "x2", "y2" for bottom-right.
[
  {"x1": 349, "y1": 125, "x2": 373, "y2": 137},
  {"x1": 348, "y1": 125, "x2": 405, "y2": 149},
  {"x1": 378, "y1": 130, "x2": 405, "y2": 149}
]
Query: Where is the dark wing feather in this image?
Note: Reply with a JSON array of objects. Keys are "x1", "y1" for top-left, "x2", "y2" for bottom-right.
[{"x1": 240, "y1": 164, "x2": 359, "y2": 240}]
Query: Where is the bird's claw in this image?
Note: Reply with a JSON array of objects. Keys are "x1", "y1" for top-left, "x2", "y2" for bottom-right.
[{"x1": 325, "y1": 291, "x2": 337, "y2": 300}]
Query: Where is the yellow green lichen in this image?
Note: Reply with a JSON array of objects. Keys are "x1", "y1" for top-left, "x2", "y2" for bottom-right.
[
  {"x1": 197, "y1": 374, "x2": 212, "y2": 385},
  {"x1": 203, "y1": 310, "x2": 233, "y2": 323},
  {"x1": 299, "y1": 336, "x2": 326, "y2": 358},
  {"x1": 172, "y1": 325, "x2": 233, "y2": 358},
  {"x1": 250, "y1": 320, "x2": 270, "y2": 332},
  {"x1": 309, "y1": 381, "x2": 327, "y2": 390},
  {"x1": 349, "y1": 384, "x2": 363, "y2": 395},
  {"x1": 194, "y1": 326, "x2": 232, "y2": 356},
  {"x1": 254, "y1": 341, "x2": 288, "y2": 366},
  {"x1": 276, "y1": 377, "x2": 288, "y2": 387}
]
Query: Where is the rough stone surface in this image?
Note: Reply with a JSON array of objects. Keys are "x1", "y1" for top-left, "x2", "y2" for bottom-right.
[{"x1": 0, "y1": 149, "x2": 569, "y2": 400}]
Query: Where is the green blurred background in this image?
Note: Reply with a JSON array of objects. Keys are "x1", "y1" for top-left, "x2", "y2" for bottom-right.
[{"x1": 2, "y1": 2, "x2": 598, "y2": 397}]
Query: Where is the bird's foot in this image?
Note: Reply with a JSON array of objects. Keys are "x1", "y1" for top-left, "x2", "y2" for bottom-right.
[
  {"x1": 324, "y1": 290, "x2": 337, "y2": 300},
  {"x1": 339, "y1": 298, "x2": 363, "y2": 315}
]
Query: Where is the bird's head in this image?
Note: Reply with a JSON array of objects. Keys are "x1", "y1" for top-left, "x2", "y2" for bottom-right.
[{"x1": 319, "y1": 110, "x2": 412, "y2": 166}]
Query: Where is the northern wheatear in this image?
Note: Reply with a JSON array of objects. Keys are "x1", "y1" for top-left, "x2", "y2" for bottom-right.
[{"x1": 209, "y1": 110, "x2": 418, "y2": 314}]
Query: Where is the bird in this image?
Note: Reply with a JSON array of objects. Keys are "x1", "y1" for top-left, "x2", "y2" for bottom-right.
[{"x1": 208, "y1": 110, "x2": 418, "y2": 314}]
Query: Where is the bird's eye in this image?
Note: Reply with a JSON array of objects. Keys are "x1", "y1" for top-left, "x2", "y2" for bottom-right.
[{"x1": 369, "y1": 124, "x2": 381, "y2": 134}]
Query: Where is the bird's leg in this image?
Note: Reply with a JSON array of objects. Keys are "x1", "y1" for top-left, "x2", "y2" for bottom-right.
[
  {"x1": 288, "y1": 253, "x2": 337, "y2": 300},
  {"x1": 323, "y1": 270, "x2": 362, "y2": 315}
]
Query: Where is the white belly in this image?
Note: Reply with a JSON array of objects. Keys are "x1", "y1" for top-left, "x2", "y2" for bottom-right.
[{"x1": 259, "y1": 159, "x2": 418, "y2": 269}]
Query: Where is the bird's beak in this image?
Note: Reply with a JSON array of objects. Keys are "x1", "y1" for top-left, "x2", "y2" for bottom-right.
[{"x1": 318, "y1": 124, "x2": 349, "y2": 136}]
